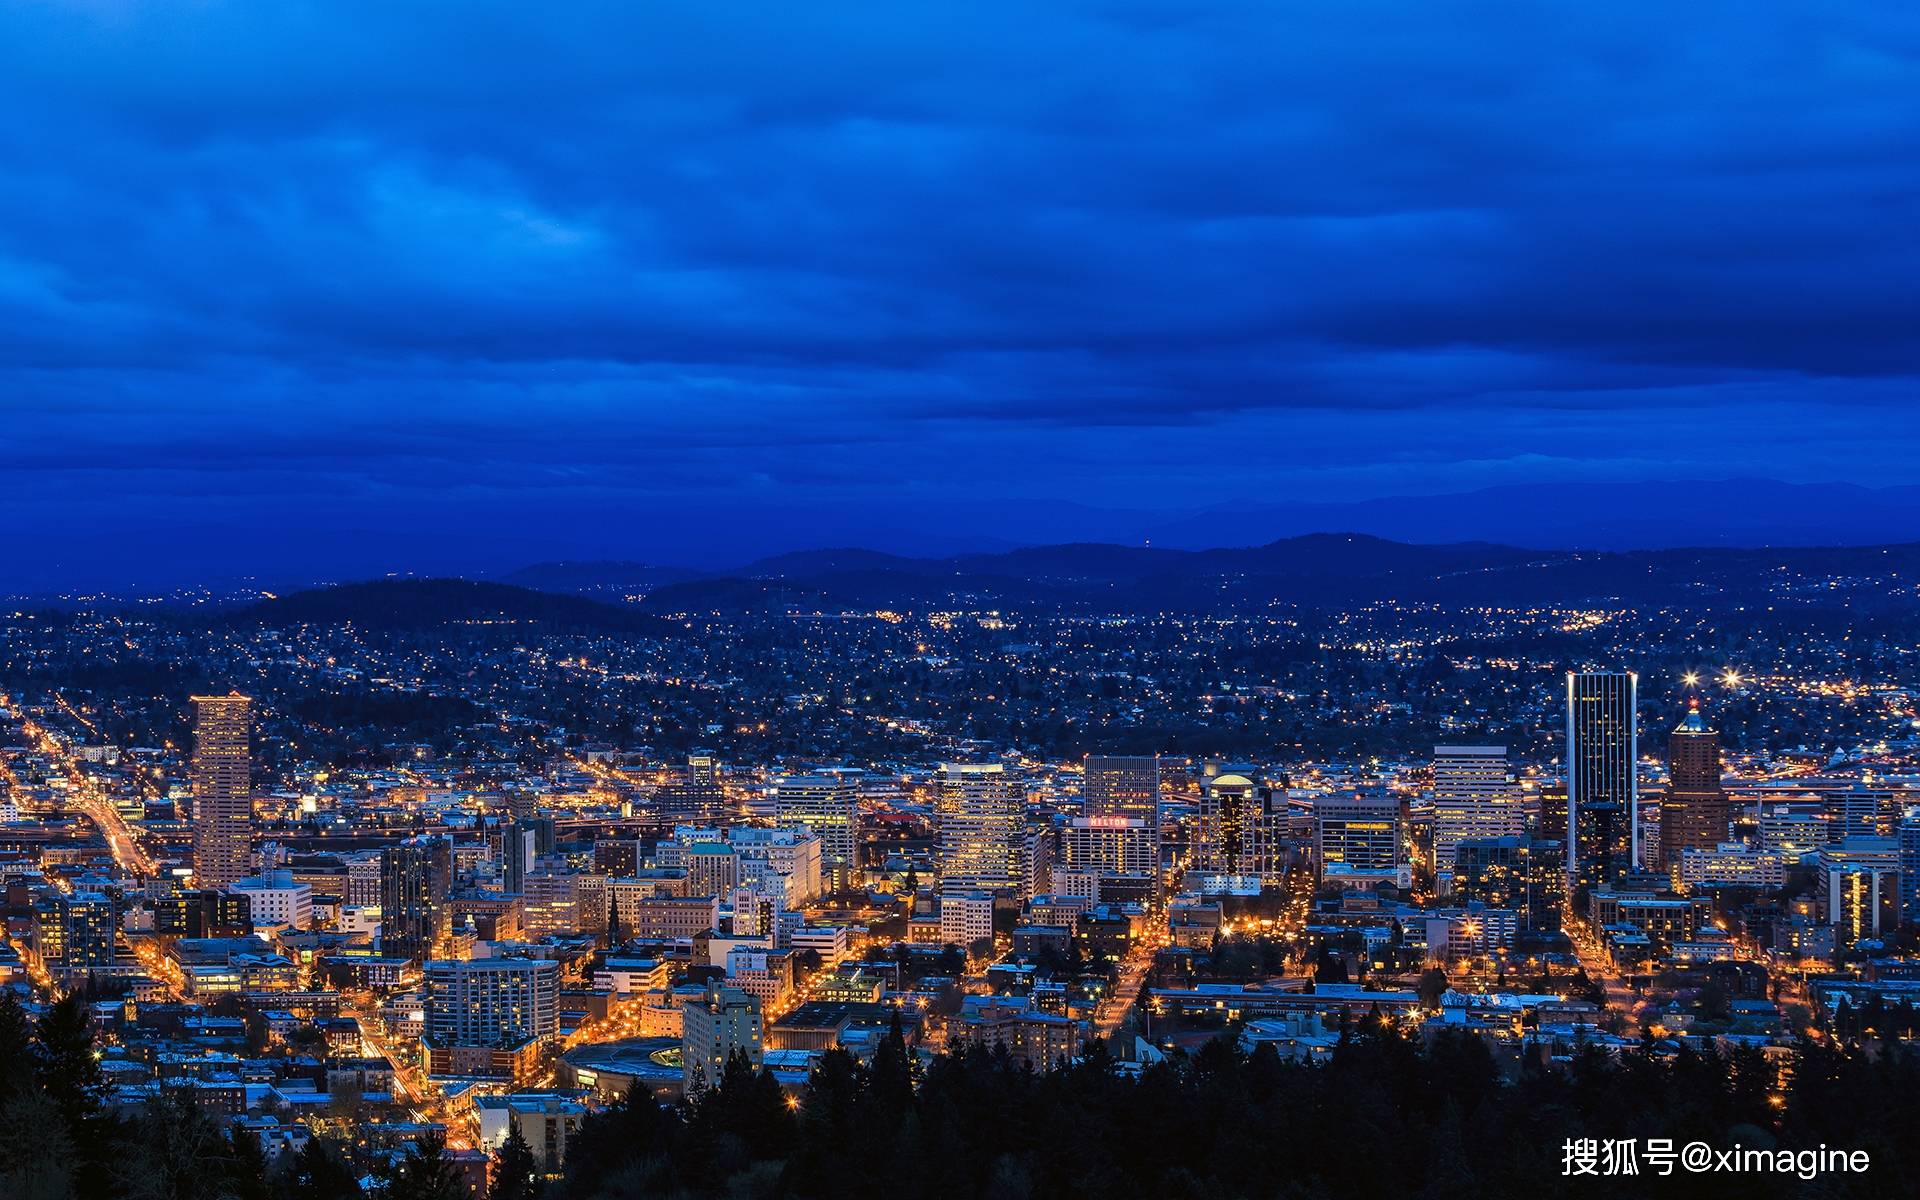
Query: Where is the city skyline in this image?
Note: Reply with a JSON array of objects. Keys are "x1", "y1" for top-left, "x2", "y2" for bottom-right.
[{"x1": 4, "y1": 3, "x2": 1920, "y2": 1196}]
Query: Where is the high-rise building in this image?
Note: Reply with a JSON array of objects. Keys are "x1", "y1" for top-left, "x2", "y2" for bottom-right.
[
  {"x1": 1315, "y1": 789, "x2": 1407, "y2": 888},
  {"x1": 191, "y1": 692, "x2": 254, "y2": 887},
  {"x1": 1898, "y1": 815, "x2": 1920, "y2": 924},
  {"x1": 1566, "y1": 671, "x2": 1637, "y2": 892},
  {"x1": 503, "y1": 817, "x2": 555, "y2": 893},
  {"x1": 1661, "y1": 699, "x2": 1729, "y2": 869},
  {"x1": 1452, "y1": 836, "x2": 1562, "y2": 930},
  {"x1": 1817, "y1": 839, "x2": 1901, "y2": 947},
  {"x1": 1825, "y1": 784, "x2": 1894, "y2": 842},
  {"x1": 772, "y1": 773, "x2": 861, "y2": 889},
  {"x1": 733, "y1": 827, "x2": 825, "y2": 903},
  {"x1": 425, "y1": 956, "x2": 559, "y2": 1047},
  {"x1": 938, "y1": 888, "x2": 996, "y2": 949},
  {"x1": 1083, "y1": 755, "x2": 1160, "y2": 824},
  {"x1": 521, "y1": 870, "x2": 582, "y2": 938},
  {"x1": 33, "y1": 891, "x2": 117, "y2": 974},
  {"x1": 1060, "y1": 817, "x2": 1157, "y2": 879},
  {"x1": 658, "y1": 756, "x2": 725, "y2": 824},
  {"x1": 935, "y1": 763, "x2": 1022, "y2": 891},
  {"x1": 1431, "y1": 746, "x2": 1522, "y2": 886},
  {"x1": 1193, "y1": 772, "x2": 1285, "y2": 882},
  {"x1": 381, "y1": 835, "x2": 452, "y2": 960},
  {"x1": 682, "y1": 982, "x2": 763, "y2": 1091}
]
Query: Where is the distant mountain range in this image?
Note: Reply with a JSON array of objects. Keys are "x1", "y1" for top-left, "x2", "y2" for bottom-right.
[
  {"x1": 490, "y1": 534, "x2": 1920, "y2": 616},
  {"x1": 1140, "y1": 478, "x2": 1920, "y2": 550}
]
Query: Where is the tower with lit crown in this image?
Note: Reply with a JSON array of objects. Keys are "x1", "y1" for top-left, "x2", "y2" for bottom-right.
[{"x1": 1661, "y1": 698, "x2": 1729, "y2": 870}]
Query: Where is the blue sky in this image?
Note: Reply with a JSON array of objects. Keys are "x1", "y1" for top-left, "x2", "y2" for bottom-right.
[{"x1": 2, "y1": 2, "x2": 1917, "y2": 585}]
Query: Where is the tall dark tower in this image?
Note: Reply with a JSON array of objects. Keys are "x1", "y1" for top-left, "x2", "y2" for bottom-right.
[
  {"x1": 1566, "y1": 670, "x2": 1637, "y2": 895},
  {"x1": 1661, "y1": 699, "x2": 1728, "y2": 868}
]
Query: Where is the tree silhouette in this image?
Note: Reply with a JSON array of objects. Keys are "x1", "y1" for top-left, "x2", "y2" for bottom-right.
[{"x1": 490, "y1": 1121, "x2": 541, "y2": 1200}]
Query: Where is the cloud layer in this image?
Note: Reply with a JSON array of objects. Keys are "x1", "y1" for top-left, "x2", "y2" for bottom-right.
[{"x1": 2, "y1": 2, "x2": 1916, "y2": 583}]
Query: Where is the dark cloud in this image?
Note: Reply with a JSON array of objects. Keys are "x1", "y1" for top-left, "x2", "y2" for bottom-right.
[{"x1": 0, "y1": 1, "x2": 1916, "y2": 584}]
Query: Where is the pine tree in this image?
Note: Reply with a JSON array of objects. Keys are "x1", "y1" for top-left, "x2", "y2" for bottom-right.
[
  {"x1": 227, "y1": 1126, "x2": 276, "y2": 1200},
  {"x1": 561, "y1": 1085, "x2": 675, "y2": 1200},
  {"x1": 33, "y1": 993, "x2": 106, "y2": 1131},
  {"x1": 490, "y1": 1122, "x2": 541, "y2": 1200},
  {"x1": 288, "y1": 1134, "x2": 362, "y2": 1200},
  {"x1": 868, "y1": 1009, "x2": 914, "y2": 1118},
  {"x1": 33, "y1": 992, "x2": 112, "y2": 1197},
  {"x1": 385, "y1": 1132, "x2": 466, "y2": 1200},
  {"x1": 0, "y1": 991, "x2": 32, "y2": 1102}
]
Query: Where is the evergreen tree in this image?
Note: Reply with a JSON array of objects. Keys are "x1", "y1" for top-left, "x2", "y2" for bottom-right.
[
  {"x1": 226, "y1": 1126, "x2": 276, "y2": 1200},
  {"x1": 34, "y1": 992, "x2": 111, "y2": 1197},
  {"x1": 287, "y1": 1135, "x2": 361, "y2": 1200},
  {"x1": 490, "y1": 1121, "x2": 541, "y2": 1200},
  {"x1": 560, "y1": 1085, "x2": 675, "y2": 1200},
  {"x1": 33, "y1": 993, "x2": 106, "y2": 1132},
  {"x1": 385, "y1": 1133, "x2": 466, "y2": 1200}
]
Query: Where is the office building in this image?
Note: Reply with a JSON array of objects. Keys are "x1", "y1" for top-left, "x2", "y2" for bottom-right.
[
  {"x1": 1661, "y1": 700, "x2": 1729, "y2": 869},
  {"x1": 1673, "y1": 843, "x2": 1786, "y2": 892},
  {"x1": 503, "y1": 817, "x2": 555, "y2": 893},
  {"x1": 381, "y1": 835, "x2": 452, "y2": 961},
  {"x1": 1817, "y1": 838, "x2": 1901, "y2": 946},
  {"x1": 1431, "y1": 746, "x2": 1522, "y2": 886},
  {"x1": 1060, "y1": 816, "x2": 1156, "y2": 879},
  {"x1": 1193, "y1": 772, "x2": 1284, "y2": 882},
  {"x1": 1452, "y1": 836, "x2": 1561, "y2": 930},
  {"x1": 772, "y1": 772, "x2": 862, "y2": 891},
  {"x1": 658, "y1": 756, "x2": 726, "y2": 824},
  {"x1": 1566, "y1": 671, "x2": 1637, "y2": 892},
  {"x1": 1899, "y1": 816, "x2": 1920, "y2": 923},
  {"x1": 935, "y1": 763, "x2": 1023, "y2": 891},
  {"x1": 191, "y1": 692, "x2": 254, "y2": 887},
  {"x1": 1826, "y1": 785, "x2": 1894, "y2": 842},
  {"x1": 951, "y1": 998, "x2": 1081, "y2": 1072},
  {"x1": 521, "y1": 870, "x2": 581, "y2": 938},
  {"x1": 34, "y1": 891, "x2": 117, "y2": 973},
  {"x1": 938, "y1": 888, "x2": 996, "y2": 949},
  {"x1": 683, "y1": 843, "x2": 743, "y2": 897},
  {"x1": 733, "y1": 828, "x2": 824, "y2": 903},
  {"x1": 682, "y1": 983, "x2": 763, "y2": 1092},
  {"x1": 1314, "y1": 789, "x2": 1408, "y2": 888},
  {"x1": 226, "y1": 869, "x2": 313, "y2": 930},
  {"x1": 425, "y1": 956, "x2": 561, "y2": 1046},
  {"x1": 1083, "y1": 755, "x2": 1160, "y2": 824}
]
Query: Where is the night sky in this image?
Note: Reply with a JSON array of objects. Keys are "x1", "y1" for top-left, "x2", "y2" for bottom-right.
[{"x1": 3, "y1": 3, "x2": 1917, "y2": 586}]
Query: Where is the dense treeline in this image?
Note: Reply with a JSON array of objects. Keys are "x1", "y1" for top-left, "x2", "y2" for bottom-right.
[
  {"x1": 7, "y1": 990, "x2": 1918, "y2": 1199},
  {"x1": 561, "y1": 1019, "x2": 1920, "y2": 1200}
]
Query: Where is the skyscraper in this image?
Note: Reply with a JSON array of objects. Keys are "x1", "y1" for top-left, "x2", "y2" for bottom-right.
[
  {"x1": 381, "y1": 835, "x2": 452, "y2": 961},
  {"x1": 1660, "y1": 699, "x2": 1729, "y2": 868},
  {"x1": 191, "y1": 692, "x2": 254, "y2": 887},
  {"x1": 773, "y1": 772, "x2": 861, "y2": 890},
  {"x1": 1083, "y1": 755, "x2": 1160, "y2": 824},
  {"x1": 935, "y1": 763, "x2": 1022, "y2": 891},
  {"x1": 1566, "y1": 671, "x2": 1637, "y2": 892},
  {"x1": 1193, "y1": 771, "x2": 1284, "y2": 881},
  {"x1": 1431, "y1": 746, "x2": 1522, "y2": 887}
]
